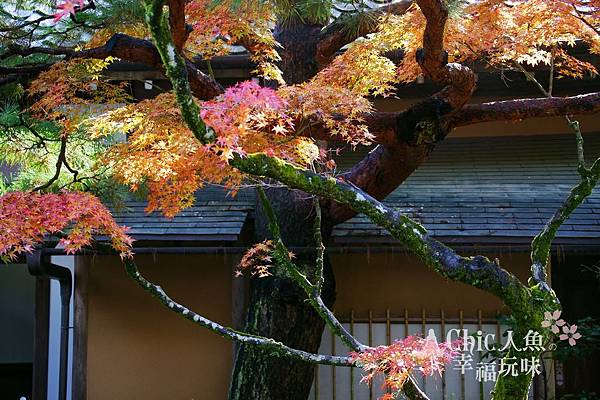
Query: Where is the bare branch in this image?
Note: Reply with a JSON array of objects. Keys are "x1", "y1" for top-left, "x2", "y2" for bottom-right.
[
  {"x1": 0, "y1": 64, "x2": 53, "y2": 74},
  {"x1": 122, "y1": 258, "x2": 352, "y2": 366},
  {"x1": 531, "y1": 157, "x2": 600, "y2": 290},
  {"x1": 415, "y1": 0, "x2": 475, "y2": 109},
  {"x1": 168, "y1": 0, "x2": 191, "y2": 51},
  {"x1": 447, "y1": 92, "x2": 600, "y2": 128},
  {"x1": 0, "y1": 75, "x2": 19, "y2": 86},
  {"x1": 71, "y1": 33, "x2": 223, "y2": 100},
  {"x1": 570, "y1": 118, "x2": 586, "y2": 169},
  {"x1": 312, "y1": 196, "x2": 325, "y2": 294},
  {"x1": 32, "y1": 136, "x2": 68, "y2": 192},
  {"x1": 0, "y1": 45, "x2": 75, "y2": 60},
  {"x1": 0, "y1": 1, "x2": 96, "y2": 32}
]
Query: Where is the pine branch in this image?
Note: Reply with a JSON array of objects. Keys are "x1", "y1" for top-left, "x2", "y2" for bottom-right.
[{"x1": 315, "y1": 0, "x2": 413, "y2": 66}]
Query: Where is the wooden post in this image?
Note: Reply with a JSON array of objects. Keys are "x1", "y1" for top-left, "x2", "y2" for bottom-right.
[
  {"x1": 231, "y1": 254, "x2": 245, "y2": 360},
  {"x1": 32, "y1": 277, "x2": 50, "y2": 400},
  {"x1": 72, "y1": 257, "x2": 89, "y2": 400}
]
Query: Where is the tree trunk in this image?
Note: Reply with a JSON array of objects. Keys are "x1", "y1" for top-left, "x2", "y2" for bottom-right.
[
  {"x1": 229, "y1": 185, "x2": 336, "y2": 399},
  {"x1": 228, "y1": 254, "x2": 336, "y2": 400},
  {"x1": 228, "y1": 23, "x2": 333, "y2": 400}
]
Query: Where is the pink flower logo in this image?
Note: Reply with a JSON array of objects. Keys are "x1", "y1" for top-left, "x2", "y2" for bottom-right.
[
  {"x1": 541, "y1": 310, "x2": 566, "y2": 334},
  {"x1": 559, "y1": 325, "x2": 582, "y2": 346}
]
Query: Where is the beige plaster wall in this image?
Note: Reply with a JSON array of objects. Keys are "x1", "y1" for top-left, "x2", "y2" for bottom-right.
[
  {"x1": 86, "y1": 254, "x2": 235, "y2": 400},
  {"x1": 84, "y1": 250, "x2": 533, "y2": 399},
  {"x1": 331, "y1": 250, "x2": 532, "y2": 319}
]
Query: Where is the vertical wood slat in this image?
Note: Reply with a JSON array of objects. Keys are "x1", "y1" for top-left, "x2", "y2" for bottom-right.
[
  {"x1": 459, "y1": 309, "x2": 465, "y2": 400},
  {"x1": 386, "y1": 309, "x2": 391, "y2": 397},
  {"x1": 314, "y1": 364, "x2": 319, "y2": 400},
  {"x1": 32, "y1": 277, "x2": 50, "y2": 400},
  {"x1": 477, "y1": 309, "x2": 483, "y2": 400},
  {"x1": 441, "y1": 308, "x2": 446, "y2": 399},
  {"x1": 368, "y1": 310, "x2": 373, "y2": 400},
  {"x1": 350, "y1": 310, "x2": 355, "y2": 400},
  {"x1": 421, "y1": 308, "x2": 427, "y2": 395},
  {"x1": 72, "y1": 258, "x2": 89, "y2": 400},
  {"x1": 331, "y1": 330, "x2": 336, "y2": 400},
  {"x1": 313, "y1": 309, "x2": 507, "y2": 399},
  {"x1": 385, "y1": 309, "x2": 391, "y2": 346}
]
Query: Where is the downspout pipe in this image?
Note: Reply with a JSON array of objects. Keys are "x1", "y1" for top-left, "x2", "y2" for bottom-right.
[{"x1": 27, "y1": 251, "x2": 72, "y2": 400}]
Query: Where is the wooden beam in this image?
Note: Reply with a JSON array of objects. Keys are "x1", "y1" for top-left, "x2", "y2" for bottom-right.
[
  {"x1": 72, "y1": 258, "x2": 89, "y2": 400},
  {"x1": 104, "y1": 68, "x2": 251, "y2": 81},
  {"x1": 231, "y1": 254, "x2": 246, "y2": 360},
  {"x1": 32, "y1": 277, "x2": 49, "y2": 400}
]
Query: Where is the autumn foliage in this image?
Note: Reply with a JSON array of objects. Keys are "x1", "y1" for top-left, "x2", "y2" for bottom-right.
[
  {"x1": 0, "y1": 191, "x2": 132, "y2": 261},
  {"x1": 5, "y1": 0, "x2": 600, "y2": 272},
  {"x1": 2, "y1": 0, "x2": 600, "y2": 397},
  {"x1": 350, "y1": 336, "x2": 457, "y2": 400},
  {"x1": 89, "y1": 81, "x2": 327, "y2": 216},
  {"x1": 185, "y1": 0, "x2": 282, "y2": 82}
]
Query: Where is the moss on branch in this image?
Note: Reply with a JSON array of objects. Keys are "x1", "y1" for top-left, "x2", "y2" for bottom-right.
[
  {"x1": 231, "y1": 153, "x2": 528, "y2": 308},
  {"x1": 531, "y1": 158, "x2": 600, "y2": 279},
  {"x1": 256, "y1": 187, "x2": 366, "y2": 352},
  {"x1": 143, "y1": 0, "x2": 211, "y2": 142}
]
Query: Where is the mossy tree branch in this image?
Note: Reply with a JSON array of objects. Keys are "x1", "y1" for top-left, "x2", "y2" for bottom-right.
[
  {"x1": 312, "y1": 196, "x2": 325, "y2": 294},
  {"x1": 138, "y1": 3, "x2": 564, "y2": 398},
  {"x1": 232, "y1": 154, "x2": 529, "y2": 309},
  {"x1": 515, "y1": 66, "x2": 600, "y2": 292},
  {"x1": 530, "y1": 150, "x2": 600, "y2": 290},
  {"x1": 143, "y1": 0, "x2": 212, "y2": 142},
  {"x1": 256, "y1": 187, "x2": 367, "y2": 352}
]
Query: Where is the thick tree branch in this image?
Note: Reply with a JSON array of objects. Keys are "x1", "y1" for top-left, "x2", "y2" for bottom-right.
[
  {"x1": 232, "y1": 153, "x2": 529, "y2": 309},
  {"x1": 142, "y1": 0, "x2": 213, "y2": 140},
  {"x1": 0, "y1": 64, "x2": 53, "y2": 75},
  {"x1": 167, "y1": 0, "x2": 191, "y2": 51},
  {"x1": 415, "y1": 0, "x2": 475, "y2": 109},
  {"x1": 416, "y1": 0, "x2": 447, "y2": 81},
  {"x1": 326, "y1": 0, "x2": 474, "y2": 224},
  {"x1": 122, "y1": 258, "x2": 351, "y2": 366},
  {"x1": 0, "y1": 45, "x2": 75, "y2": 60},
  {"x1": 0, "y1": 75, "x2": 20, "y2": 86},
  {"x1": 447, "y1": 92, "x2": 600, "y2": 128},
  {"x1": 315, "y1": 0, "x2": 413, "y2": 66}
]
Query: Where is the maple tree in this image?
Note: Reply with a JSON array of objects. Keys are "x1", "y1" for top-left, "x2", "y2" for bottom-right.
[{"x1": 3, "y1": 0, "x2": 600, "y2": 399}]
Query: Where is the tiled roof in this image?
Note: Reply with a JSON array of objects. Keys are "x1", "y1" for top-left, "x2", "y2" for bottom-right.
[
  {"x1": 112, "y1": 186, "x2": 254, "y2": 242},
  {"x1": 112, "y1": 134, "x2": 600, "y2": 245},
  {"x1": 332, "y1": 134, "x2": 600, "y2": 245}
]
